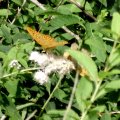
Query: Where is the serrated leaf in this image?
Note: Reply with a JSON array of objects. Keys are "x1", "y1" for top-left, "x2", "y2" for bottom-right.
[
  {"x1": 0, "y1": 25, "x2": 12, "y2": 43},
  {"x1": 111, "y1": 12, "x2": 120, "y2": 40},
  {"x1": 67, "y1": 49, "x2": 98, "y2": 81}
]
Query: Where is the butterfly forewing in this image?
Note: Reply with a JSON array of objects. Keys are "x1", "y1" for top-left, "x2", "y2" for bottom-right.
[{"x1": 26, "y1": 27, "x2": 68, "y2": 49}]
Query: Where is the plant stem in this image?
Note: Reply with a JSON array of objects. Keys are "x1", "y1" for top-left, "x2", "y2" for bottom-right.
[
  {"x1": 80, "y1": 80, "x2": 102, "y2": 120},
  {"x1": 10, "y1": 0, "x2": 26, "y2": 24},
  {"x1": 0, "y1": 67, "x2": 40, "y2": 79},
  {"x1": 63, "y1": 71, "x2": 79, "y2": 120},
  {"x1": 39, "y1": 75, "x2": 64, "y2": 116},
  {"x1": 26, "y1": 109, "x2": 37, "y2": 120},
  {"x1": 16, "y1": 103, "x2": 35, "y2": 110}
]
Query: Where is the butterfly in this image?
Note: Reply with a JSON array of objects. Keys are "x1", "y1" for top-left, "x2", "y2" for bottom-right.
[{"x1": 26, "y1": 27, "x2": 68, "y2": 49}]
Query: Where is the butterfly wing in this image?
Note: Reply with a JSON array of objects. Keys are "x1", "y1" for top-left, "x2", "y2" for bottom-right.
[
  {"x1": 26, "y1": 27, "x2": 68, "y2": 49},
  {"x1": 26, "y1": 27, "x2": 46, "y2": 46},
  {"x1": 42, "y1": 35, "x2": 68, "y2": 49}
]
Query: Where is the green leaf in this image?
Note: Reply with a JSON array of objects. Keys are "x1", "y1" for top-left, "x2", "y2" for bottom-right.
[
  {"x1": 0, "y1": 9, "x2": 12, "y2": 16},
  {"x1": 108, "y1": 45, "x2": 120, "y2": 69},
  {"x1": 96, "y1": 79, "x2": 120, "y2": 99},
  {"x1": 111, "y1": 12, "x2": 120, "y2": 40},
  {"x1": 0, "y1": 25, "x2": 12, "y2": 43},
  {"x1": 57, "y1": 4, "x2": 81, "y2": 13},
  {"x1": 101, "y1": 113, "x2": 111, "y2": 120},
  {"x1": 67, "y1": 49, "x2": 98, "y2": 81},
  {"x1": 43, "y1": 114, "x2": 52, "y2": 120},
  {"x1": 99, "y1": 69, "x2": 120, "y2": 79},
  {"x1": 0, "y1": 52, "x2": 6, "y2": 61},
  {"x1": 50, "y1": 14, "x2": 80, "y2": 28},
  {"x1": 18, "y1": 58, "x2": 28, "y2": 68},
  {"x1": 97, "y1": 9, "x2": 108, "y2": 22},
  {"x1": 54, "y1": 89, "x2": 67, "y2": 101},
  {"x1": 47, "y1": 109, "x2": 80, "y2": 120},
  {"x1": 75, "y1": 77, "x2": 93, "y2": 112},
  {"x1": 11, "y1": 0, "x2": 23, "y2": 6},
  {"x1": 20, "y1": 42, "x2": 35, "y2": 53},
  {"x1": 7, "y1": 46, "x2": 18, "y2": 60},
  {"x1": 88, "y1": 111, "x2": 99, "y2": 120},
  {"x1": 0, "y1": 93, "x2": 21, "y2": 120},
  {"x1": 98, "y1": 0, "x2": 107, "y2": 6},
  {"x1": 90, "y1": 105, "x2": 106, "y2": 113},
  {"x1": 85, "y1": 36, "x2": 107, "y2": 62},
  {"x1": 4, "y1": 79, "x2": 19, "y2": 97},
  {"x1": 105, "y1": 79, "x2": 120, "y2": 89},
  {"x1": 2, "y1": 46, "x2": 18, "y2": 68}
]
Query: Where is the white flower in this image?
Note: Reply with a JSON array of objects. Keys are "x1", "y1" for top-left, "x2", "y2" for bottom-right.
[
  {"x1": 30, "y1": 51, "x2": 75, "y2": 85},
  {"x1": 34, "y1": 70, "x2": 49, "y2": 85},
  {"x1": 45, "y1": 58, "x2": 75, "y2": 76},
  {"x1": 9, "y1": 59, "x2": 21, "y2": 69},
  {"x1": 29, "y1": 51, "x2": 55, "y2": 67},
  {"x1": 29, "y1": 51, "x2": 40, "y2": 62},
  {"x1": 36, "y1": 54, "x2": 50, "y2": 67}
]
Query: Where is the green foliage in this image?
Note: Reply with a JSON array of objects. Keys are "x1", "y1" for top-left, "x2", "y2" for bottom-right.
[
  {"x1": 75, "y1": 77, "x2": 93, "y2": 112},
  {"x1": 111, "y1": 12, "x2": 120, "y2": 40},
  {"x1": 67, "y1": 49, "x2": 98, "y2": 81},
  {"x1": 0, "y1": 0, "x2": 120, "y2": 120}
]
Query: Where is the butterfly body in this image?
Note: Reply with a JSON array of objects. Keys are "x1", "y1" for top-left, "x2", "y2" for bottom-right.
[{"x1": 26, "y1": 27, "x2": 68, "y2": 49}]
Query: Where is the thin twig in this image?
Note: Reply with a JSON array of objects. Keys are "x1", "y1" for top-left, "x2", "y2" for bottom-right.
[
  {"x1": 29, "y1": 0, "x2": 82, "y2": 42},
  {"x1": 63, "y1": 70, "x2": 79, "y2": 120},
  {"x1": 25, "y1": 109, "x2": 37, "y2": 120},
  {"x1": 68, "y1": 0, "x2": 97, "y2": 21},
  {"x1": 62, "y1": 26, "x2": 81, "y2": 42},
  {"x1": 11, "y1": 0, "x2": 26, "y2": 24},
  {"x1": 99, "y1": 111, "x2": 120, "y2": 117},
  {"x1": 110, "y1": 111, "x2": 120, "y2": 114}
]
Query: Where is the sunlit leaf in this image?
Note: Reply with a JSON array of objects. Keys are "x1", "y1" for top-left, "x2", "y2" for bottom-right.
[
  {"x1": 67, "y1": 49, "x2": 98, "y2": 81},
  {"x1": 111, "y1": 12, "x2": 120, "y2": 40}
]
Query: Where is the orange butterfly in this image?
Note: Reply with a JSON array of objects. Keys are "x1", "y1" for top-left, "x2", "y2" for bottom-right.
[{"x1": 26, "y1": 27, "x2": 68, "y2": 49}]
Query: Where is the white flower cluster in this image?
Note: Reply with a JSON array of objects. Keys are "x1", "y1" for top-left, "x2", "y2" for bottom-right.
[
  {"x1": 29, "y1": 51, "x2": 75, "y2": 85},
  {"x1": 9, "y1": 59, "x2": 21, "y2": 69}
]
